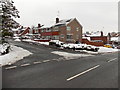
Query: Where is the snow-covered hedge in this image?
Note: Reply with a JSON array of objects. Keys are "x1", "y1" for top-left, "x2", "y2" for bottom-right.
[
  {"x1": 0, "y1": 43, "x2": 10, "y2": 55},
  {"x1": 49, "y1": 40, "x2": 99, "y2": 52}
]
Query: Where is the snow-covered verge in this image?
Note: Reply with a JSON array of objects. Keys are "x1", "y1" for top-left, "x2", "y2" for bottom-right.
[
  {"x1": 22, "y1": 39, "x2": 49, "y2": 45},
  {"x1": 81, "y1": 46, "x2": 119, "y2": 54},
  {"x1": 0, "y1": 45, "x2": 32, "y2": 67},
  {"x1": 98, "y1": 47, "x2": 119, "y2": 53},
  {"x1": 51, "y1": 51, "x2": 93, "y2": 60}
]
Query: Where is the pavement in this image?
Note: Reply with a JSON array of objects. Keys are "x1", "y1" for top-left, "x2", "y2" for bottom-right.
[{"x1": 2, "y1": 40, "x2": 119, "y2": 88}]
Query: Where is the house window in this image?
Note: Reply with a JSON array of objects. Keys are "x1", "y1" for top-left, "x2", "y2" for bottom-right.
[
  {"x1": 60, "y1": 34, "x2": 64, "y2": 38},
  {"x1": 76, "y1": 35, "x2": 79, "y2": 39},
  {"x1": 46, "y1": 28, "x2": 51, "y2": 32},
  {"x1": 29, "y1": 29, "x2": 33, "y2": 34},
  {"x1": 67, "y1": 35, "x2": 72, "y2": 39},
  {"x1": 41, "y1": 29, "x2": 44, "y2": 32},
  {"x1": 46, "y1": 36, "x2": 51, "y2": 39},
  {"x1": 53, "y1": 27, "x2": 59, "y2": 31},
  {"x1": 67, "y1": 26, "x2": 71, "y2": 31},
  {"x1": 34, "y1": 29, "x2": 38, "y2": 34},
  {"x1": 53, "y1": 35, "x2": 59, "y2": 40},
  {"x1": 76, "y1": 27, "x2": 79, "y2": 31},
  {"x1": 41, "y1": 36, "x2": 45, "y2": 39}
]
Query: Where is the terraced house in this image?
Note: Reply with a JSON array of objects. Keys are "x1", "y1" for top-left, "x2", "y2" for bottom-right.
[{"x1": 41, "y1": 18, "x2": 83, "y2": 43}]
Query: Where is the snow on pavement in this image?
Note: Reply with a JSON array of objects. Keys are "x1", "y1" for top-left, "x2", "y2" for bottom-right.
[
  {"x1": 0, "y1": 45, "x2": 32, "y2": 66},
  {"x1": 51, "y1": 51, "x2": 93, "y2": 60}
]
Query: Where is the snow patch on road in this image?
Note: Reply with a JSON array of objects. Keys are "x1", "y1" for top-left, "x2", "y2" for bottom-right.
[
  {"x1": 51, "y1": 51, "x2": 93, "y2": 60},
  {"x1": 14, "y1": 38, "x2": 21, "y2": 41},
  {"x1": 38, "y1": 42, "x2": 49, "y2": 45},
  {"x1": 0, "y1": 45, "x2": 32, "y2": 66}
]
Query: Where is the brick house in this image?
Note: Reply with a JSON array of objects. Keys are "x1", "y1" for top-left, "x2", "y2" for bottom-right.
[
  {"x1": 41, "y1": 18, "x2": 83, "y2": 43},
  {"x1": 19, "y1": 25, "x2": 41, "y2": 39},
  {"x1": 82, "y1": 31, "x2": 110, "y2": 46}
]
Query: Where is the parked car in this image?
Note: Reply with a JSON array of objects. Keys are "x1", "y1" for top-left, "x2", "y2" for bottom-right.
[
  {"x1": 74, "y1": 44, "x2": 86, "y2": 50},
  {"x1": 104, "y1": 44, "x2": 112, "y2": 48},
  {"x1": 116, "y1": 45, "x2": 120, "y2": 49},
  {"x1": 85, "y1": 45, "x2": 99, "y2": 52},
  {"x1": 49, "y1": 40, "x2": 64, "y2": 47}
]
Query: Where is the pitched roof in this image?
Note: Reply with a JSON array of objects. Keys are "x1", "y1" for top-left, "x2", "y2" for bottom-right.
[
  {"x1": 84, "y1": 31, "x2": 108, "y2": 37},
  {"x1": 53, "y1": 18, "x2": 75, "y2": 27}
]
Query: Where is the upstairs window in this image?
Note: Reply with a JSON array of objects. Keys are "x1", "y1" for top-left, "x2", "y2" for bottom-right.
[
  {"x1": 41, "y1": 29, "x2": 44, "y2": 32},
  {"x1": 46, "y1": 28, "x2": 51, "y2": 32},
  {"x1": 53, "y1": 27, "x2": 59, "y2": 31},
  {"x1": 67, "y1": 26, "x2": 71, "y2": 31},
  {"x1": 76, "y1": 27, "x2": 79, "y2": 31}
]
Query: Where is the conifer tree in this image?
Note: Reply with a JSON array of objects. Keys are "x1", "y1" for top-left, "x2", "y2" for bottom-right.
[{"x1": 0, "y1": 0, "x2": 20, "y2": 38}]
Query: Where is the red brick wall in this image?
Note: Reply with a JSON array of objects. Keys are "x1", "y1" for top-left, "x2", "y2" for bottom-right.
[
  {"x1": 82, "y1": 39, "x2": 104, "y2": 46},
  {"x1": 41, "y1": 32, "x2": 52, "y2": 36},
  {"x1": 52, "y1": 31, "x2": 59, "y2": 35},
  {"x1": 90, "y1": 36, "x2": 108, "y2": 44}
]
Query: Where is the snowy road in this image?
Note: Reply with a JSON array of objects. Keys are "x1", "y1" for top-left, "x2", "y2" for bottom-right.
[{"x1": 2, "y1": 40, "x2": 118, "y2": 88}]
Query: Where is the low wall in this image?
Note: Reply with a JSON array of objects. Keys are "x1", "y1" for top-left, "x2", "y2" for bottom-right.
[{"x1": 82, "y1": 39, "x2": 104, "y2": 46}]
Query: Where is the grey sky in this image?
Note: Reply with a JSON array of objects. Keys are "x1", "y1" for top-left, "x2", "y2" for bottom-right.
[{"x1": 14, "y1": 0, "x2": 118, "y2": 33}]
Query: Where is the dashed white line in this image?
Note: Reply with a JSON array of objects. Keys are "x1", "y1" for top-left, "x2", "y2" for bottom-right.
[
  {"x1": 33, "y1": 61, "x2": 42, "y2": 64},
  {"x1": 5, "y1": 66, "x2": 17, "y2": 70},
  {"x1": 52, "y1": 59, "x2": 58, "y2": 61},
  {"x1": 107, "y1": 58, "x2": 117, "y2": 62},
  {"x1": 67, "y1": 65, "x2": 100, "y2": 81},
  {"x1": 21, "y1": 63, "x2": 30, "y2": 67},
  {"x1": 43, "y1": 60, "x2": 50, "y2": 63}
]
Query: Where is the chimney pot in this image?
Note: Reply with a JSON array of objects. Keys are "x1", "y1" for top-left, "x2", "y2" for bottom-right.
[
  {"x1": 38, "y1": 24, "x2": 41, "y2": 28},
  {"x1": 56, "y1": 18, "x2": 59, "y2": 23},
  {"x1": 101, "y1": 31, "x2": 103, "y2": 36}
]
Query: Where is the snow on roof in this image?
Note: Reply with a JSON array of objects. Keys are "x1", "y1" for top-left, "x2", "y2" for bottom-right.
[
  {"x1": 12, "y1": 29, "x2": 18, "y2": 31},
  {"x1": 83, "y1": 37, "x2": 90, "y2": 41},
  {"x1": 42, "y1": 18, "x2": 75, "y2": 28},
  {"x1": 111, "y1": 37, "x2": 120, "y2": 42},
  {"x1": 54, "y1": 18, "x2": 75, "y2": 27},
  {"x1": 85, "y1": 31, "x2": 108, "y2": 37}
]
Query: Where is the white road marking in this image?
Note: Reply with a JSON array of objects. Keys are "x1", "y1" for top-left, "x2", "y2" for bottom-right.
[
  {"x1": 33, "y1": 61, "x2": 42, "y2": 64},
  {"x1": 52, "y1": 59, "x2": 58, "y2": 61},
  {"x1": 107, "y1": 58, "x2": 117, "y2": 62},
  {"x1": 67, "y1": 65, "x2": 100, "y2": 81},
  {"x1": 5, "y1": 66, "x2": 17, "y2": 70},
  {"x1": 43, "y1": 60, "x2": 50, "y2": 63},
  {"x1": 21, "y1": 63, "x2": 30, "y2": 67}
]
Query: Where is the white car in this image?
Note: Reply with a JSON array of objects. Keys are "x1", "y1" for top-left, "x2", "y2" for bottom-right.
[
  {"x1": 61, "y1": 43, "x2": 75, "y2": 49},
  {"x1": 74, "y1": 44, "x2": 85, "y2": 50},
  {"x1": 85, "y1": 45, "x2": 99, "y2": 52}
]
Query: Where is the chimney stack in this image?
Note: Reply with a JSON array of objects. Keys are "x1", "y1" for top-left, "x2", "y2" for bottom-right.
[
  {"x1": 38, "y1": 24, "x2": 41, "y2": 28},
  {"x1": 56, "y1": 18, "x2": 59, "y2": 23},
  {"x1": 101, "y1": 31, "x2": 103, "y2": 36}
]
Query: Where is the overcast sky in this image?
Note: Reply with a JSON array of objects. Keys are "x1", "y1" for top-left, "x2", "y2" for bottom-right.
[{"x1": 14, "y1": 0, "x2": 118, "y2": 33}]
